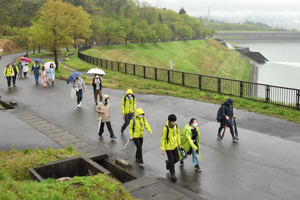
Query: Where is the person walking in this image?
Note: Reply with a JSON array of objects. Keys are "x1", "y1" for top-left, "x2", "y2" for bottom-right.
[
  {"x1": 129, "y1": 108, "x2": 153, "y2": 166},
  {"x1": 178, "y1": 118, "x2": 202, "y2": 172},
  {"x1": 31, "y1": 61, "x2": 40, "y2": 84},
  {"x1": 216, "y1": 98, "x2": 238, "y2": 142},
  {"x1": 160, "y1": 114, "x2": 181, "y2": 181},
  {"x1": 11, "y1": 62, "x2": 19, "y2": 87},
  {"x1": 47, "y1": 63, "x2": 55, "y2": 86},
  {"x1": 41, "y1": 66, "x2": 47, "y2": 87},
  {"x1": 92, "y1": 74, "x2": 102, "y2": 106},
  {"x1": 17, "y1": 61, "x2": 23, "y2": 78},
  {"x1": 22, "y1": 60, "x2": 29, "y2": 77},
  {"x1": 121, "y1": 89, "x2": 136, "y2": 134},
  {"x1": 73, "y1": 75, "x2": 86, "y2": 107},
  {"x1": 95, "y1": 95, "x2": 117, "y2": 139},
  {"x1": 3, "y1": 64, "x2": 14, "y2": 89}
]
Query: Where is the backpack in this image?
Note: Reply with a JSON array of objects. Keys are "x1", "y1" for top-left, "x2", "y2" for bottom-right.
[
  {"x1": 123, "y1": 95, "x2": 135, "y2": 107},
  {"x1": 132, "y1": 116, "x2": 145, "y2": 134},
  {"x1": 164, "y1": 124, "x2": 178, "y2": 143}
]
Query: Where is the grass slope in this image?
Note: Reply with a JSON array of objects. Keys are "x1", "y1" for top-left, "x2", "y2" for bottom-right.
[
  {"x1": 84, "y1": 38, "x2": 251, "y2": 81},
  {"x1": 0, "y1": 148, "x2": 134, "y2": 200}
]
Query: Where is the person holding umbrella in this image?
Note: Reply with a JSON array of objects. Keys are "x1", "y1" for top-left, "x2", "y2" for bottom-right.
[
  {"x1": 3, "y1": 64, "x2": 14, "y2": 89},
  {"x1": 72, "y1": 74, "x2": 86, "y2": 107},
  {"x1": 20, "y1": 58, "x2": 30, "y2": 77},
  {"x1": 88, "y1": 68, "x2": 105, "y2": 106},
  {"x1": 92, "y1": 74, "x2": 102, "y2": 106},
  {"x1": 31, "y1": 61, "x2": 40, "y2": 84}
]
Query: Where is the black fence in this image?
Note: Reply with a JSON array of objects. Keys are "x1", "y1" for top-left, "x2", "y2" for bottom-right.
[{"x1": 78, "y1": 46, "x2": 300, "y2": 111}]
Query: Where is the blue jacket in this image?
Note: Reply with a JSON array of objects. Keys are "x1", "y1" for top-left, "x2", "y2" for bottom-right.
[{"x1": 31, "y1": 63, "x2": 40, "y2": 74}]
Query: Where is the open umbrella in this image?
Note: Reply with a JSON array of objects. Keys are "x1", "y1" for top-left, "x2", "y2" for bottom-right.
[
  {"x1": 67, "y1": 72, "x2": 82, "y2": 84},
  {"x1": 87, "y1": 68, "x2": 106, "y2": 75},
  {"x1": 32, "y1": 58, "x2": 45, "y2": 64},
  {"x1": 0, "y1": 49, "x2": 3, "y2": 52},
  {"x1": 20, "y1": 57, "x2": 31, "y2": 63},
  {"x1": 44, "y1": 62, "x2": 56, "y2": 69}
]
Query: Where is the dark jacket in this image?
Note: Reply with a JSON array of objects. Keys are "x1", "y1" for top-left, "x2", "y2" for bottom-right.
[
  {"x1": 92, "y1": 77, "x2": 102, "y2": 91},
  {"x1": 217, "y1": 98, "x2": 234, "y2": 126}
]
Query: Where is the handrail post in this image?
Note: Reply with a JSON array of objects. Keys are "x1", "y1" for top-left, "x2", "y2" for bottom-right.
[
  {"x1": 218, "y1": 78, "x2": 221, "y2": 93},
  {"x1": 143, "y1": 66, "x2": 146, "y2": 79},
  {"x1": 105, "y1": 60, "x2": 107, "y2": 69},
  {"x1": 133, "y1": 65, "x2": 136, "y2": 75},
  {"x1": 240, "y1": 81, "x2": 244, "y2": 97},
  {"x1": 168, "y1": 70, "x2": 170, "y2": 83},
  {"x1": 199, "y1": 75, "x2": 202, "y2": 90},
  {"x1": 118, "y1": 62, "x2": 120, "y2": 71},
  {"x1": 182, "y1": 72, "x2": 185, "y2": 86},
  {"x1": 266, "y1": 85, "x2": 270, "y2": 103},
  {"x1": 155, "y1": 68, "x2": 157, "y2": 80},
  {"x1": 101, "y1": 59, "x2": 102, "y2": 67},
  {"x1": 111, "y1": 61, "x2": 113, "y2": 70},
  {"x1": 296, "y1": 90, "x2": 300, "y2": 111},
  {"x1": 125, "y1": 63, "x2": 127, "y2": 74}
]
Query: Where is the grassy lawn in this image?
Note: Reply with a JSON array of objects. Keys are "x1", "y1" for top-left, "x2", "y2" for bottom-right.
[
  {"x1": 83, "y1": 38, "x2": 251, "y2": 82},
  {"x1": 58, "y1": 53, "x2": 300, "y2": 124},
  {"x1": 0, "y1": 148, "x2": 134, "y2": 200}
]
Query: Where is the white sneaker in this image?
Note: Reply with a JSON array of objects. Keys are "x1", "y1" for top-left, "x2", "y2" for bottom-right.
[{"x1": 77, "y1": 103, "x2": 81, "y2": 107}]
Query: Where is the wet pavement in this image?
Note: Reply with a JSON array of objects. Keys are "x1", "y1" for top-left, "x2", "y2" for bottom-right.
[{"x1": 1, "y1": 53, "x2": 300, "y2": 200}]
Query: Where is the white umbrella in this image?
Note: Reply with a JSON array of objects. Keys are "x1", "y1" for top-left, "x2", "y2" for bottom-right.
[
  {"x1": 87, "y1": 68, "x2": 106, "y2": 75},
  {"x1": 44, "y1": 62, "x2": 56, "y2": 69},
  {"x1": 0, "y1": 49, "x2": 3, "y2": 52}
]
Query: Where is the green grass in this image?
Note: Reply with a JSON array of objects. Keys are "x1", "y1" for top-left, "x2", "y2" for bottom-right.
[
  {"x1": 0, "y1": 148, "x2": 134, "y2": 200},
  {"x1": 83, "y1": 38, "x2": 251, "y2": 82},
  {"x1": 57, "y1": 53, "x2": 300, "y2": 124}
]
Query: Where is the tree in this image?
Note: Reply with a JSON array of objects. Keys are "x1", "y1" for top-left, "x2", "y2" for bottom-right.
[
  {"x1": 178, "y1": 7, "x2": 186, "y2": 15},
  {"x1": 134, "y1": 20, "x2": 155, "y2": 44},
  {"x1": 173, "y1": 21, "x2": 193, "y2": 39},
  {"x1": 34, "y1": 0, "x2": 92, "y2": 70},
  {"x1": 100, "y1": 17, "x2": 125, "y2": 45},
  {"x1": 68, "y1": 5, "x2": 92, "y2": 49},
  {"x1": 151, "y1": 22, "x2": 171, "y2": 41}
]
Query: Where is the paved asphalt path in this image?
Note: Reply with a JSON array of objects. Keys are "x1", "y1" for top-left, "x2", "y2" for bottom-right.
[{"x1": 1, "y1": 53, "x2": 300, "y2": 200}]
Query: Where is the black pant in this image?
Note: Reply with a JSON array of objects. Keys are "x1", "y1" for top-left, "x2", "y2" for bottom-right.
[
  {"x1": 133, "y1": 138, "x2": 143, "y2": 163},
  {"x1": 121, "y1": 113, "x2": 134, "y2": 131},
  {"x1": 23, "y1": 72, "x2": 27, "y2": 76},
  {"x1": 12, "y1": 75, "x2": 17, "y2": 85},
  {"x1": 6, "y1": 77, "x2": 11, "y2": 87},
  {"x1": 99, "y1": 122, "x2": 114, "y2": 137},
  {"x1": 218, "y1": 121, "x2": 234, "y2": 138},
  {"x1": 166, "y1": 147, "x2": 179, "y2": 175}
]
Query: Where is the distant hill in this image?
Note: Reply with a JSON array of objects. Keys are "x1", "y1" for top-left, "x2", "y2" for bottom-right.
[{"x1": 83, "y1": 38, "x2": 251, "y2": 81}]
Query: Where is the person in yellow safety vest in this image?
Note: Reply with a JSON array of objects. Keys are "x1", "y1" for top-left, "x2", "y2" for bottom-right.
[
  {"x1": 121, "y1": 89, "x2": 136, "y2": 134},
  {"x1": 3, "y1": 64, "x2": 14, "y2": 89},
  {"x1": 160, "y1": 114, "x2": 181, "y2": 181},
  {"x1": 129, "y1": 108, "x2": 152, "y2": 167}
]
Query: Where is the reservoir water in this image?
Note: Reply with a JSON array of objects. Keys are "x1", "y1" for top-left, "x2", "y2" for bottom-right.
[{"x1": 225, "y1": 40, "x2": 300, "y2": 90}]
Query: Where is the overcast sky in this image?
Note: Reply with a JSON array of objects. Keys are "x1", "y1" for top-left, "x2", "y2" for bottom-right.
[{"x1": 143, "y1": 0, "x2": 300, "y2": 24}]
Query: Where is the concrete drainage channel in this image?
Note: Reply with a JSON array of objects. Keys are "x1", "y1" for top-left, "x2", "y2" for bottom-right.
[
  {"x1": 28, "y1": 153, "x2": 136, "y2": 183},
  {"x1": 0, "y1": 100, "x2": 16, "y2": 110}
]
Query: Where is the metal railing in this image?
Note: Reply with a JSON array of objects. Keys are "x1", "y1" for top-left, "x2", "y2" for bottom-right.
[{"x1": 78, "y1": 47, "x2": 300, "y2": 111}]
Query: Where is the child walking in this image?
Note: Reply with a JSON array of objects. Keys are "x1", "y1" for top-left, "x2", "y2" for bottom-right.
[
  {"x1": 129, "y1": 108, "x2": 153, "y2": 166},
  {"x1": 95, "y1": 95, "x2": 117, "y2": 139},
  {"x1": 41, "y1": 66, "x2": 47, "y2": 87}
]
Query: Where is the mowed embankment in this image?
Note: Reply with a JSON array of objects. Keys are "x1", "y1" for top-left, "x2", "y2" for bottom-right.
[{"x1": 83, "y1": 38, "x2": 252, "y2": 82}]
